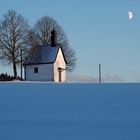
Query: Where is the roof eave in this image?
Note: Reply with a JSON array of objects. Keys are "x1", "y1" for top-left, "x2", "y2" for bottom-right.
[{"x1": 24, "y1": 62, "x2": 55, "y2": 66}]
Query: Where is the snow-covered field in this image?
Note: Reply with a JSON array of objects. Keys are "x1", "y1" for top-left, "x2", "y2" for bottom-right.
[{"x1": 0, "y1": 83, "x2": 140, "y2": 140}]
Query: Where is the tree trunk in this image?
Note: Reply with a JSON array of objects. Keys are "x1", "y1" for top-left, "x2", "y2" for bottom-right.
[{"x1": 13, "y1": 61, "x2": 17, "y2": 79}]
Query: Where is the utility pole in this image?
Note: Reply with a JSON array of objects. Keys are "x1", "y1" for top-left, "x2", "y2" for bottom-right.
[
  {"x1": 20, "y1": 49, "x2": 23, "y2": 81},
  {"x1": 99, "y1": 64, "x2": 101, "y2": 84}
]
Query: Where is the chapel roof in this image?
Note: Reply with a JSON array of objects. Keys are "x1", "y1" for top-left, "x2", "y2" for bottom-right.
[{"x1": 24, "y1": 44, "x2": 66, "y2": 65}]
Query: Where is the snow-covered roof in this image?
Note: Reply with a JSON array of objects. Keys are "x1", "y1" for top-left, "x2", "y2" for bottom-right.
[{"x1": 24, "y1": 44, "x2": 65, "y2": 65}]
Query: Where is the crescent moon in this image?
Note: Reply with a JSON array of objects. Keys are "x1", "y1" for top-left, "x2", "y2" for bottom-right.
[{"x1": 128, "y1": 11, "x2": 133, "y2": 20}]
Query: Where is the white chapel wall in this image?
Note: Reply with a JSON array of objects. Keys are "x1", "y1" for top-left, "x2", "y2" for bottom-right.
[
  {"x1": 54, "y1": 48, "x2": 66, "y2": 82},
  {"x1": 25, "y1": 64, "x2": 54, "y2": 81}
]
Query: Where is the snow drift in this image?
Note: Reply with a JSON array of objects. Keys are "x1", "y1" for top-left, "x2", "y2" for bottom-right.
[{"x1": 0, "y1": 83, "x2": 140, "y2": 140}]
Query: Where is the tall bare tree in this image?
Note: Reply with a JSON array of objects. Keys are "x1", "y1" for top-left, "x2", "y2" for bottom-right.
[
  {"x1": 29, "y1": 16, "x2": 76, "y2": 72},
  {"x1": 0, "y1": 10, "x2": 30, "y2": 78}
]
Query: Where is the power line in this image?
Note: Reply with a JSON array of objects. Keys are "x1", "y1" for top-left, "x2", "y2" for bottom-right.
[
  {"x1": 77, "y1": 63, "x2": 140, "y2": 75},
  {"x1": 102, "y1": 64, "x2": 140, "y2": 75}
]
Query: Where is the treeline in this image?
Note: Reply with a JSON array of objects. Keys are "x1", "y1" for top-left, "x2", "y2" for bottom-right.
[{"x1": 0, "y1": 73, "x2": 21, "y2": 81}]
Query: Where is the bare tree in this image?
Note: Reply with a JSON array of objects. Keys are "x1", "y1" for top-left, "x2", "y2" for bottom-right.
[
  {"x1": 0, "y1": 10, "x2": 30, "y2": 78},
  {"x1": 29, "y1": 16, "x2": 76, "y2": 72}
]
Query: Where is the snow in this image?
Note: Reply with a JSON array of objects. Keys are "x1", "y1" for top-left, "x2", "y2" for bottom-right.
[{"x1": 0, "y1": 83, "x2": 140, "y2": 140}]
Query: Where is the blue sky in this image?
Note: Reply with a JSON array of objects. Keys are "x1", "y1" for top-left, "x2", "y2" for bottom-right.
[{"x1": 0, "y1": 0, "x2": 140, "y2": 82}]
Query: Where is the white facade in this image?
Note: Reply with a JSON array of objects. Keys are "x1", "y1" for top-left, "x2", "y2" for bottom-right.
[
  {"x1": 54, "y1": 49, "x2": 66, "y2": 82},
  {"x1": 25, "y1": 48, "x2": 66, "y2": 82},
  {"x1": 25, "y1": 64, "x2": 53, "y2": 81}
]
